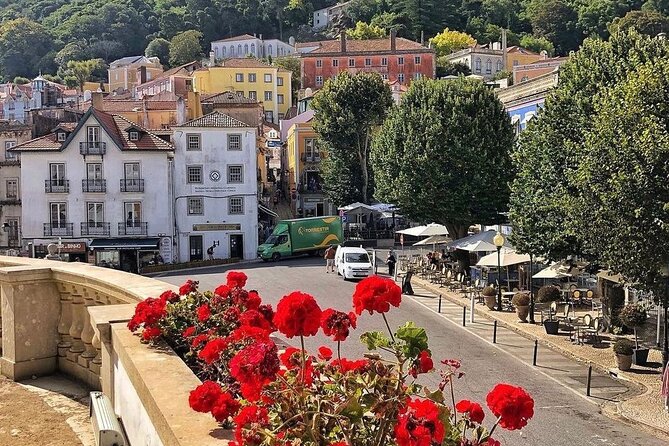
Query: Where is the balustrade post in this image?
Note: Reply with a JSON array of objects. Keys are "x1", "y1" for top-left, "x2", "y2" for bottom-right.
[
  {"x1": 56, "y1": 285, "x2": 72, "y2": 357},
  {"x1": 79, "y1": 292, "x2": 97, "y2": 366},
  {"x1": 67, "y1": 288, "x2": 86, "y2": 362}
]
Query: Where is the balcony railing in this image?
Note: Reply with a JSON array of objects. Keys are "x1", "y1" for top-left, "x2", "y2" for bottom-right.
[
  {"x1": 43, "y1": 222, "x2": 74, "y2": 237},
  {"x1": 80, "y1": 141, "x2": 107, "y2": 156},
  {"x1": 120, "y1": 179, "x2": 144, "y2": 193},
  {"x1": 82, "y1": 179, "x2": 107, "y2": 193},
  {"x1": 118, "y1": 222, "x2": 148, "y2": 236},
  {"x1": 300, "y1": 153, "x2": 321, "y2": 162},
  {"x1": 81, "y1": 222, "x2": 110, "y2": 236},
  {"x1": 45, "y1": 179, "x2": 69, "y2": 193}
]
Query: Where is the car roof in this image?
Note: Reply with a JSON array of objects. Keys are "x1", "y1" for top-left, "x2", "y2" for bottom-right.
[{"x1": 339, "y1": 247, "x2": 369, "y2": 253}]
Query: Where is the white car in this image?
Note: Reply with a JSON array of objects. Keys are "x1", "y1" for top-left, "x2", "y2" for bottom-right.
[{"x1": 335, "y1": 246, "x2": 373, "y2": 280}]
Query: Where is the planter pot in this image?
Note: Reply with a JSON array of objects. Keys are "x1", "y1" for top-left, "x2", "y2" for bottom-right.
[
  {"x1": 633, "y1": 348, "x2": 649, "y2": 366},
  {"x1": 483, "y1": 295, "x2": 496, "y2": 310},
  {"x1": 616, "y1": 353, "x2": 633, "y2": 371},
  {"x1": 543, "y1": 320, "x2": 559, "y2": 335},
  {"x1": 516, "y1": 305, "x2": 529, "y2": 323}
]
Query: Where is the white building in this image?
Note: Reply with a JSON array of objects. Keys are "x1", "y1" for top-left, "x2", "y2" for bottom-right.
[
  {"x1": 211, "y1": 34, "x2": 295, "y2": 60},
  {"x1": 12, "y1": 107, "x2": 174, "y2": 272},
  {"x1": 442, "y1": 44, "x2": 505, "y2": 80},
  {"x1": 312, "y1": 1, "x2": 352, "y2": 30},
  {"x1": 172, "y1": 111, "x2": 259, "y2": 262}
]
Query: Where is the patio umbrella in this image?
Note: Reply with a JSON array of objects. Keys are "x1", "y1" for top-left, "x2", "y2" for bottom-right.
[
  {"x1": 397, "y1": 223, "x2": 448, "y2": 237},
  {"x1": 476, "y1": 250, "x2": 531, "y2": 267},
  {"x1": 413, "y1": 235, "x2": 452, "y2": 246},
  {"x1": 447, "y1": 230, "x2": 513, "y2": 252},
  {"x1": 533, "y1": 261, "x2": 587, "y2": 279}
]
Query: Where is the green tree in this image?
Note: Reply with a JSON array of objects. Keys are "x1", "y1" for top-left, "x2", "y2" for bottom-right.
[
  {"x1": 392, "y1": 0, "x2": 460, "y2": 40},
  {"x1": 146, "y1": 38, "x2": 171, "y2": 66},
  {"x1": 525, "y1": 0, "x2": 580, "y2": 54},
  {"x1": 13, "y1": 76, "x2": 30, "y2": 85},
  {"x1": 609, "y1": 9, "x2": 669, "y2": 35},
  {"x1": 169, "y1": 30, "x2": 203, "y2": 67},
  {"x1": 519, "y1": 34, "x2": 555, "y2": 56},
  {"x1": 372, "y1": 78, "x2": 514, "y2": 240},
  {"x1": 67, "y1": 59, "x2": 104, "y2": 92},
  {"x1": 311, "y1": 72, "x2": 393, "y2": 205},
  {"x1": 55, "y1": 42, "x2": 90, "y2": 72},
  {"x1": 436, "y1": 59, "x2": 471, "y2": 77},
  {"x1": 429, "y1": 28, "x2": 476, "y2": 56},
  {"x1": 0, "y1": 18, "x2": 53, "y2": 80},
  {"x1": 346, "y1": 21, "x2": 387, "y2": 39},
  {"x1": 274, "y1": 56, "x2": 301, "y2": 102}
]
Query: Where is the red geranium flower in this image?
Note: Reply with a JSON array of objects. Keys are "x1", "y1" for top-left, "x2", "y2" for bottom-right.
[
  {"x1": 179, "y1": 279, "x2": 198, "y2": 295},
  {"x1": 182, "y1": 326, "x2": 197, "y2": 338},
  {"x1": 239, "y1": 309, "x2": 275, "y2": 332},
  {"x1": 214, "y1": 284, "x2": 231, "y2": 298},
  {"x1": 455, "y1": 399, "x2": 485, "y2": 424},
  {"x1": 321, "y1": 309, "x2": 357, "y2": 341},
  {"x1": 229, "y1": 340, "x2": 280, "y2": 401},
  {"x1": 197, "y1": 304, "x2": 212, "y2": 322},
  {"x1": 227, "y1": 271, "x2": 248, "y2": 288},
  {"x1": 274, "y1": 291, "x2": 322, "y2": 338},
  {"x1": 229, "y1": 325, "x2": 271, "y2": 343},
  {"x1": 141, "y1": 326, "x2": 162, "y2": 341},
  {"x1": 198, "y1": 338, "x2": 229, "y2": 364},
  {"x1": 234, "y1": 405, "x2": 269, "y2": 446},
  {"x1": 188, "y1": 380, "x2": 222, "y2": 413},
  {"x1": 127, "y1": 297, "x2": 166, "y2": 332},
  {"x1": 318, "y1": 346, "x2": 333, "y2": 361},
  {"x1": 159, "y1": 290, "x2": 180, "y2": 303},
  {"x1": 486, "y1": 438, "x2": 501, "y2": 446},
  {"x1": 279, "y1": 347, "x2": 301, "y2": 369},
  {"x1": 394, "y1": 398, "x2": 445, "y2": 446},
  {"x1": 352, "y1": 275, "x2": 402, "y2": 315},
  {"x1": 330, "y1": 358, "x2": 369, "y2": 373},
  {"x1": 410, "y1": 350, "x2": 434, "y2": 378},
  {"x1": 191, "y1": 333, "x2": 209, "y2": 349},
  {"x1": 486, "y1": 383, "x2": 534, "y2": 431},
  {"x1": 245, "y1": 290, "x2": 262, "y2": 310},
  {"x1": 211, "y1": 391, "x2": 241, "y2": 422}
]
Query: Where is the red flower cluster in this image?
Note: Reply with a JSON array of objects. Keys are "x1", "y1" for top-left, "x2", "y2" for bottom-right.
[
  {"x1": 182, "y1": 326, "x2": 196, "y2": 338},
  {"x1": 211, "y1": 391, "x2": 241, "y2": 422},
  {"x1": 274, "y1": 291, "x2": 322, "y2": 338},
  {"x1": 318, "y1": 346, "x2": 333, "y2": 361},
  {"x1": 330, "y1": 358, "x2": 369, "y2": 374},
  {"x1": 141, "y1": 326, "x2": 161, "y2": 341},
  {"x1": 189, "y1": 380, "x2": 223, "y2": 413},
  {"x1": 486, "y1": 383, "x2": 534, "y2": 431},
  {"x1": 233, "y1": 405, "x2": 269, "y2": 446},
  {"x1": 227, "y1": 271, "x2": 248, "y2": 288},
  {"x1": 455, "y1": 399, "x2": 485, "y2": 424},
  {"x1": 229, "y1": 340, "x2": 280, "y2": 401},
  {"x1": 394, "y1": 398, "x2": 445, "y2": 446},
  {"x1": 410, "y1": 350, "x2": 434, "y2": 378},
  {"x1": 352, "y1": 275, "x2": 402, "y2": 315},
  {"x1": 239, "y1": 309, "x2": 275, "y2": 332},
  {"x1": 197, "y1": 304, "x2": 212, "y2": 322},
  {"x1": 214, "y1": 284, "x2": 231, "y2": 298},
  {"x1": 127, "y1": 297, "x2": 166, "y2": 332},
  {"x1": 179, "y1": 279, "x2": 198, "y2": 295},
  {"x1": 159, "y1": 290, "x2": 180, "y2": 303},
  {"x1": 198, "y1": 338, "x2": 229, "y2": 364},
  {"x1": 321, "y1": 309, "x2": 357, "y2": 341}
]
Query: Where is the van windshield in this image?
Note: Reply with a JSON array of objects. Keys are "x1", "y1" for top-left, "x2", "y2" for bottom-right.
[{"x1": 345, "y1": 253, "x2": 369, "y2": 263}]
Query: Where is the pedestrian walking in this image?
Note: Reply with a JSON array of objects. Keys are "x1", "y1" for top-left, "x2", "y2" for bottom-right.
[
  {"x1": 324, "y1": 245, "x2": 335, "y2": 273},
  {"x1": 207, "y1": 245, "x2": 215, "y2": 260},
  {"x1": 387, "y1": 249, "x2": 397, "y2": 276}
]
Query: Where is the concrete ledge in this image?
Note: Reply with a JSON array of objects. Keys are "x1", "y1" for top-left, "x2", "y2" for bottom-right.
[{"x1": 0, "y1": 355, "x2": 56, "y2": 380}]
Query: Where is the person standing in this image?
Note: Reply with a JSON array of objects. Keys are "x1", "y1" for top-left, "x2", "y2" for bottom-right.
[
  {"x1": 207, "y1": 245, "x2": 214, "y2": 260},
  {"x1": 387, "y1": 249, "x2": 397, "y2": 276},
  {"x1": 324, "y1": 245, "x2": 335, "y2": 273}
]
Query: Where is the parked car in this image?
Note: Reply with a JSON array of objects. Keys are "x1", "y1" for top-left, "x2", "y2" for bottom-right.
[{"x1": 335, "y1": 246, "x2": 373, "y2": 280}]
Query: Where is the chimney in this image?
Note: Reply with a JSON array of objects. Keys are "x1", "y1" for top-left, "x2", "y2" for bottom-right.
[
  {"x1": 187, "y1": 90, "x2": 202, "y2": 120},
  {"x1": 138, "y1": 66, "x2": 147, "y2": 85},
  {"x1": 390, "y1": 29, "x2": 397, "y2": 52},
  {"x1": 420, "y1": 30, "x2": 424, "y2": 46},
  {"x1": 501, "y1": 28, "x2": 508, "y2": 71},
  {"x1": 209, "y1": 51, "x2": 215, "y2": 66},
  {"x1": 91, "y1": 91, "x2": 103, "y2": 110},
  {"x1": 340, "y1": 32, "x2": 347, "y2": 53}
]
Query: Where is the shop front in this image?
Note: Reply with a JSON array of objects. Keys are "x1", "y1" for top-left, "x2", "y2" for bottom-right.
[
  {"x1": 89, "y1": 238, "x2": 164, "y2": 274},
  {"x1": 33, "y1": 241, "x2": 88, "y2": 262}
]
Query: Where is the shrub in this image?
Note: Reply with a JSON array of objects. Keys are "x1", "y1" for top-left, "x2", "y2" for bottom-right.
[
  {"x1": 613, "y1": 338, "x2": 634, "y2": 355},
  {"x1": 482, "y1": 285, "x2": 496, "y2": 296},
  {"x1": 537, "y1": 285, "x2": 561, "y2": 303},
  {"x1": 619, "y1": 303, "x2": 647, "y2": 328},
  {"x1": 512, "y1": 293, "x2": 530, "y2": 306}
]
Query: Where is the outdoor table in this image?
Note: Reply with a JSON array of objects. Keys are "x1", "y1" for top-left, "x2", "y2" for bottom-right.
[{"x1": 501, "y1": 291, "x2": 516, "y2": 311}]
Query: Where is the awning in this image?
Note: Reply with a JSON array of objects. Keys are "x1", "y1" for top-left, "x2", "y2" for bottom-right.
[
  {"x1": 259, "y1": 203, "x2": 279, "y2": 218},
  {"x1": 89, "y1": 238, "x2": 160, "y2": 250},
  {"x1": 596, "y1": 269, "x2": 624, "y2": 284}
]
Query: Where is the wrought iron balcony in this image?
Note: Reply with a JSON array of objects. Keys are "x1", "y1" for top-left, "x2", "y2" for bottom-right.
[
  {"x1": 43, "y1": 222, "x2": 73, "y2": 237},
  {"x1": 82, "y1": 179, "x2": 107, "y2": 193},
  {"x1": 300, "y1": 153, "x2": 321, "y2": 163},
  {"x1": 120, "y1": 179, "x2": 144, "y2": 192},
  {"x1": 79, "y1": 141, "x2": 107, "y2": 156},
  {"x1": 45, "y1": 179, "x2": 69, "y2": 193},
  {"x1": 118, "y1": 221, "x2": 148, "y2": 236},
  {"x1": 81, "y1": 222, "x2": 110, "y2": 236}
]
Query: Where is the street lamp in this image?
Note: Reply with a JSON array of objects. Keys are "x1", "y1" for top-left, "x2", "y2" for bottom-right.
[{"x1": 493, "y1": 231, "x2": 505, "y2": 311}]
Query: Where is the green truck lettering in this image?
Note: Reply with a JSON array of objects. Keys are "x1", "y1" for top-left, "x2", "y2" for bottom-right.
[{"x1": 257, "y1": 216, "x2": 343, "y2": 261}]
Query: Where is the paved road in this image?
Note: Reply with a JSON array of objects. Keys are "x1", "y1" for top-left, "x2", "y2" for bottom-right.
[{"x1": 157, "y1": 258, "x2": 667, "y2": 446}]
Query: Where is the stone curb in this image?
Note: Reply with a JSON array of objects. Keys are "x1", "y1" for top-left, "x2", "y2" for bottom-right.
[{"x1": 142, "y1": 259, "x2": 262, "y2": 278}]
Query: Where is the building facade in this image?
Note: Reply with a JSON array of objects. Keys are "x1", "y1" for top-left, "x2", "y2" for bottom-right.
[
  {"x1": 134, "y1": 61, "x2": 200, "y2": 99},
  {"x1": 300, "y1": 32, "x2": 435, "y2": 89},
  {"x1": 172, "y1": 111, "x2": 259, "y2": 262},
  {"x1": 193, "y1": 59, "x2": 293, "y2": 123},
  {"x1": 443, "y1": 45, "x2": 505, "y2": 80},
  {"x1": 506, "y1": 46, "x2": 545, "y2": 72},
  {"x1": 312, "y1": 1, "x2": 351, "y2": 30},
  {"x1": 496, "y1": 70, "x2": 559, "y2": 134},
  {"x1": 108, "y1": 56, "x2": 164, "y2": 94},
  {"x1": 0, "y1": 123, "x2": 31, "y2": 252},
  {"x1": 513, "y1": 57, "x2": 567, "y2": 84},
  {"x1": 12, "y1": 108, "x2": 174, "y2": 272},
  {"x1": 211, "y1": 34, "x2": 295, "y2": 60}
]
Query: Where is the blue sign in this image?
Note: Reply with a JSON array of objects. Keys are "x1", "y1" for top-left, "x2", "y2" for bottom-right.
[{"x1": 342, "y1": 215, "x2": 348, "y2": 223}]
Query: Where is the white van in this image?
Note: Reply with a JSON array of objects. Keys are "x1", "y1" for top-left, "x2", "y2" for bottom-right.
[{"x1": 335, "y1": 246, "x2": 373, "y2": 280}]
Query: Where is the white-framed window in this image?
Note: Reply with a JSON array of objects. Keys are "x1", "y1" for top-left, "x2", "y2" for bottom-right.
[
  {"x1": 187, "y1": 197, "x2": 204, "y2": 215},
  {"x1": 264, "y1": 91, "x2": 273, "y2": 101},
  {"x1": 4, "y1": 140, "x2": 16, "y2": 160},
  {"x1": 87, "y1": 163, "x2": 103, "y2": 180},
  {"x1": 414, "y1": 73, "x2": 422, "y2": 80},
  {"x1": 248, "y1": 73, "x2": 256, "y2": 82},
  {"x1": 87, "y1": 126, "x2": 100, "y2": 143},
  {"x1": 5, "y1": 178, "x2": 17, "y2": 199},
  {"x1": 398, "y1": 73, "x2": 405, "y2": 83},
  {"x1": 228, "y1": 134, "x2": 242, "y2": 150},
  {"x1": 486, "y1": 59, "x2": 492, "y2": 74},
  {"x1": 333, "y1": 59, "x2": 339, "y2": 67},
  {"x1": 475, "y1": 58, "x2": 482, "y2": 72},
  {"x1": 187, "y1": 165, "x2": 203, "y2": 184},
  {"x1": 277, "y1": 77, "x2": 284, "y2": 86},
  {"x1": 187, "y1": 134, "x2": 201, "y2": 151},
  {"x1": 365, "y1": 58, "x2": 371, "y2": 66},
  {"x1": 236, "y1": 73, "x2": 244, "y2": 82},
  {"x1": 381, "y1": 57, "x2": 387, "y2": 66},
  {"x1": 398, "y1": 57, "x2": 404, "y2": 65},
  {"x1": 381, "y1": 74, "x2": 388, "y2": 80},
  {"x1": 315, "y1": 76, "x2": 323, "y2": 86},
  {"x1": 229, "y1": 196, "x2": 244, "y2": 214},
  {"x1": 277, "y1": 94, "x2": 284, "y2": 104},
  {"x1": 57, "y1": 132, "x2": 66, "y2": 142},
  {"x1": 124, "y1": 202, "x2": 142, "y2": 226},
  {"x1": 125, "y1": 162, "x2": 140, "y2": 179},
  {"x1": 348, "y1": 58, "x2": 355, "y2": 67},
  {"x1": 50, "y1": 202, "x2": 67, "y2": 226},
  {"x1": 49, "y1": 163, "x2": 66, "y2": 185},
  {"x1": 250, "y1": 43, "x2": 255, "y2": 55},
  {"x1": 87, "y1": 202, "x2": 104, "y2": 225},
  {"x1": 316, "y1": 60, "x2": 323, "y2": 68},
  {"x1": 129, "y1": 131, "x2": 139, "y2": 141},
  {"x1": 249, "y1": 91, "x2": 257, "y2": 100},
  {"x1": 264, "y1": 73, "x2": 272, "y2": 83},
  {"x1": 415, "y1": 56, "x2": 421, "y2": 64},
  {"x1": 227, "y1": 165, "x2": 243, "y2": 183}
]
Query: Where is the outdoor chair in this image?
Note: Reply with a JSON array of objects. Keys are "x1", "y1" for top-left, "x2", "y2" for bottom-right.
[
  {"x1": 591, "y1": 297, "x2": 603, "y2": 316},
  {"x1": 540, "y1": 302, "x2": 557, "y2": 324},
  {"x1": 580, "y1": 315, "x2": 601, "y2": 345},
  {"x1": 572, "y1": 289, "x2": 582, "y2": 306},
  {"x1": 584, "y1": 290, "x2": 595, "y2": 307}
]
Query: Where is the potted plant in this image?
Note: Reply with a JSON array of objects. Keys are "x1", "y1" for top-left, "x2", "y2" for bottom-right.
[
  {"x1": 613, "y1": 338, "x2": 634, "y2": 371},
  {"x1": 537, "y1": 285, "x2": 561, "y2": 335},
  {"x1": 512, "y1": 292, "x2": 531, "y2": 323},
  {"x1": 619, "y1": 303, "x2": 648, "y2": 365},
  {"x1": 482, "y1": 285, "x2": 496, "y2": 310}
]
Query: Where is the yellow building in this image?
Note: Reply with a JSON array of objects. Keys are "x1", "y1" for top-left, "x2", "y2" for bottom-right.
[
  {"x1": 193, "y1": 59, "x2": 292, "y2": 124},
  {"x1": 506, "y1": 46, "x2": 545, "y2": 72},
  {"x1": 108, "y1": 56, "x2": 164, "y2": 94}
]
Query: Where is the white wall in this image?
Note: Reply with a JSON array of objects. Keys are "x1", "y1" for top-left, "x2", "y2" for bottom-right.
[
  {"x1": 211, "y1": 37, "x2": 295, "y2": 60},
  {"x1": 173, "y1": 125, "x2": 259, "y2": 262}
]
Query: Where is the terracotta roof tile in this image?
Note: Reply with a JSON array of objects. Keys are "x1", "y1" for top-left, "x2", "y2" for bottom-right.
[
  {"x1": 304, "y1": 37, "x2": 431, "y2": 55},
  {"x1": 202, "y1": 91, "x2": 259, "y2": 105},
  {"x1": 10, "y1": 133, "x2": 61, "y2": 151},
  {"x1": 101, "y1": 99, "x2": 177, "y2": 112},
  {"x1": 178, "y1": 111, "x2": 251, "y2": 128},
  {"x1": 210, "y1": 58, "x2": 290, "y2": 72}
]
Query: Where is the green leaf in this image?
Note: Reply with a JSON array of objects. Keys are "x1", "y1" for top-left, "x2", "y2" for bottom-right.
[
  {"x1": 395, "y1": 322, "x2": 429, "y2": 357},
  {"x1": 360, "y1": 331, "x2": 390, "y2": 350}
]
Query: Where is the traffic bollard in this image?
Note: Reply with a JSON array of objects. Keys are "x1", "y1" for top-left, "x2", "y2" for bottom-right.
[
  {"x1": 493, "y1": 320, "x2": 497, "y2": 343},
  {"x1": 438, "y1": 294, "x2": 442, "y2": 313},
  {"x1": 586, "y1": 364, "x2": 592, "y2": 396},
  {"x1": 533, "y1": 340, "x2": 538, "y2": 366},
  {"x1": 462, "y1": 306, "x2": 466, "y2": 326}
]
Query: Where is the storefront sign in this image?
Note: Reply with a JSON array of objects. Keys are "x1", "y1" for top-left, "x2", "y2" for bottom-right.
[
  {"x1": 160, "y1": 237, "x2": 173, "y2": 263},
  {"x1": 193, "y1": 186, "x2": 237, "y2": 193},
  {"x1": 59, "y1": 242, "x2": 87, "y2": 253},
  {"x1": 193, "y1": 223, "x2": 241, "y2": 231}
]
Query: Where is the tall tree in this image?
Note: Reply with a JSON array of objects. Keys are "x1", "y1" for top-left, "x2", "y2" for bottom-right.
[
  {"x1": 525, "y1": 0, "x2": 581, "y2": 54},
  {"x1": 145, "y1": 38, "x2": 171, "y2": 66},
  {"x1": 0, "y1": 17, "x2": 53, "y2": 80},
  {"x1": 169, "y1": 30, "x2": 203, "y2": 67},
  {"x1": 519, "y1": 34, "x2": 555, "y2": 56},
  {"x1": 346, "y1": 21, "x2": 387, "y2": 39},
  {"x1": 609, "y1": 9, "x2": 669, "y2": 35},
  {"x1": 311, "y1": 72, "x2": 393, "y2": 205},
  {"x1": 67, "y1": 59, "x2": 104, "y2": 92},
  {"x1": 429, "y1": 28, "x2": 476, "y2": 56},
  {"x1": 392, "y1": 0, "x2": 459, "y2": 40},
  {"x1": 372, "y1": 78, "x2": 514, "y2": 240}
]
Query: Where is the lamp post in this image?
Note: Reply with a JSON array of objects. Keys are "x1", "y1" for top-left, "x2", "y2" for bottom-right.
[
  {"x1": 529, "y1": 253, "x2": 535, "y2": 324},
  {"x1": 493, "y1": 231, "x2": 505, "y2": 311}
]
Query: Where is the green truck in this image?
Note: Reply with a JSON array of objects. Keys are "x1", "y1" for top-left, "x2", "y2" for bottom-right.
[{"x1": 257, "y1": 216, "x2": 343, "y2": 261}]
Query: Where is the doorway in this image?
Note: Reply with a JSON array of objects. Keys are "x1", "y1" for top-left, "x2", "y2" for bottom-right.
[
  {"x1": 316, "y1": 203, "x2": 324, "y2": 216},
  {"x1": 230, "y1": 234, "x2": 244, "y2": 259},
  {"x1": 189, "y1": 235, "x2": 203, "y2": 261}
]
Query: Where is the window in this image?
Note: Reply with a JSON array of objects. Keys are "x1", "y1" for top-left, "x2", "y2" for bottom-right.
[
  {"x1": 229, "y1": 196, "x2": 244, "y2": 214},
  {"x1": 222, "y1": 47, "x2": 226, "y2": 57},
  {"x1": 238, "y1": 44, "x2": 242, "y2": 55},
  {"x1": 125, "y1": 162, "x2": 140, "y2": 180},
  {"x1": 415, "y1": 56, "x2": 421, "y2": 64},
  {"x1": 365, "y1": 58, "x2": 371, "y2": 66},
  {"x1": 398, "y1": 57, "x2": 404, "y2": 65},
  {"x1": 50, "y1": 202, "x2": 67, "y2": 227},
  {"x1": 6, "y1": 218, "x2": 18, "y2": 245},
  {"x1": 250, "y1": 43, "x2": 256, "y2": 55},
  {"x1": 187, "y1": 134, "x2": 201, "y2": 151},
  {"x1": 398, "y1": 73, "x2": 405, "y2": 83},
  {"x1": 264, "y1": 111, "x2": 274, "y2": 122},
  {"x1": 236, "y1": 73, "x2": 244, "y2": 82},
  {"x1": 49, "y1": 163, "x2": 65, "y2": 185},
  {"x1": 4, "y1": 140, "x2": 16, "y2": 160},
  {"x1": 187, "y1": 197, "x2": 204, "y2": 215},
  {"x1": 57, "y1": 132, "x2": 66, "y2": 142},
  {"x1": 277, "y1": 94, "x2": 284, "y2": 104},
  {"x1": 227, "y1": 165, "x2": 243, "y2": 183},
  {"x1": 475, "y1": 58, "x2": 481, "y2": 72},
  {"x1": 248, "y1": 73, "x2": 257, "y2": 82},
  {"x1": 316, "y1": 60, "x2": 323, "y2": 68},
  {"x1": 277, "y1": 77, "x2": 284, "y2": 86},
  {"x1": 278, "y1": 113, "x2": 284, "y2": 120},
  {"x1": 6, "y1": 179, "x2": 17, "y2": 199},
  {"x1": 244, "y1": 44, "x2": 249, "y2": 55},
  {"x1": 124, "y1": 202, "x2": 141, "y2": 226},
  {"x1": 414, "y1": 73, "x2": 422, "y2": 80},
  {"x1": 129, "y1": 131, "x2": 139, "y2": 141},
  {"x1": 264, "y1": 73, "x2": 273, "y2": 83},
  {"x1": 485, "y1": 59, "x2": 492, "y2": 74},
  {"x1": 513, "y1": 60, "x2": 519, "y2": 67},
  {"x1": 315, "y1": 76, "x2": 323, "y2": 86},
  {"x1": 305, "y1": 138, "x2": 318, "y2": 160},
  {"x1": 249, "y1": 91, "x2": 257, "y2": 100},
  {"x1": 496, "y1": 60, "x2": 503, "y2": 71},
  {"x1": 87, "y1": 126, "x2": 100, "y2": 143},
  {"x1": 87, "y1": 163, "x2": 102, "y2": 180},
  {"x1": 230, "y1": 45, "x2": 235, "y2": 56},
  {"x1": 381, "y1": 74, "x2": 388, "y2": 80},
  {"x1": 264, "y1": 91, "x2": 273, "y2": 101},
  {"x1": 228, "y1": 134, "x2": 242, "y2": 150},
  {"x1": 187, "y1": 166, "x2": 203, "y2": 184},
  {"x1": 348, "y1": 58, "x2": 355, "y2": 67},
  {"x1": 333, "y1": 59, "x2": 339, "y2": 67},
  {"x1": 87, "y1": 202, "x2": 104, "y2": 225},
  {"x1": 381, "y1": 57, "x2": 387, "y2": 66}
]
